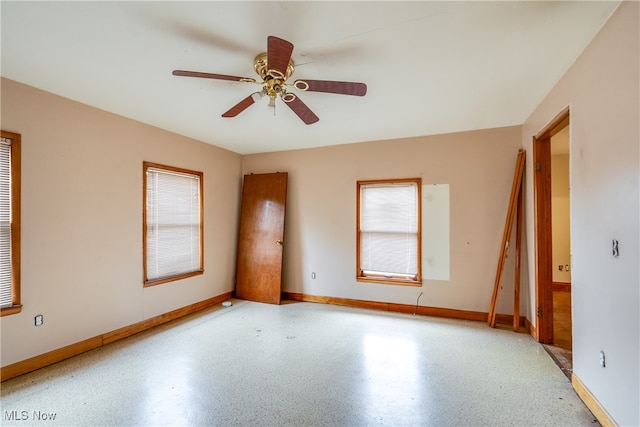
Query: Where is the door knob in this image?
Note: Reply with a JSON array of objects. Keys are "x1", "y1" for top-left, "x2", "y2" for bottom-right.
[{"x1": 276, "y1": 240, "x2": 283, "y2": 245}]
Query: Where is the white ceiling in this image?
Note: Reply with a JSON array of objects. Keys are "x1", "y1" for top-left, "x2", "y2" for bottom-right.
[{"x1": 1, "y1": 1, "x2": 619, "y2": 155}]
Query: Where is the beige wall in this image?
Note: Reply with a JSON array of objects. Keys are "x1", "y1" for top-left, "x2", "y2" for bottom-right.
[
  {"x1": 522, "y1": 1, "x2": 639, "y2": 424},
  {"x1": 0, "y1": 78, "x2": 242, "y2": 367},
  {"x1": 243, "y1": 126, "x2": 523, "y2": 314}
]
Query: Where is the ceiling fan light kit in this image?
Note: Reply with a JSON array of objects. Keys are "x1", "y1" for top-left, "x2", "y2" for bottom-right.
[{"x1": 173, "y1": 35, "x2": 367, "y2": 125}]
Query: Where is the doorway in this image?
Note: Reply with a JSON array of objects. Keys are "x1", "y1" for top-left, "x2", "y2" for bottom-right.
[
  {"x1": 533, "y1": 108, "x2": 572, "y2": 376},
  {"x1": 550, "y1": 126, "x2": 572, "y2": 350}
]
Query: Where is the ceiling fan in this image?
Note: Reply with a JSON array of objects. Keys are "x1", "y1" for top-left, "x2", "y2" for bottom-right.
[{"x1": 172, "y1": 36, "x2": 367, "y2": 125}]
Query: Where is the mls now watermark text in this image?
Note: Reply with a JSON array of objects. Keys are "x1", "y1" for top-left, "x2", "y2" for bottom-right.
[{"x1": 4, "y1": 410, "x2": 57, "y2": 421}]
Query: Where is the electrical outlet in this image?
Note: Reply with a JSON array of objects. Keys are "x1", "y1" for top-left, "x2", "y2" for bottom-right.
[
  {"x1": 599, "y1": 350, "x2": 606, "y2": 368},
  {"x1": 34, "y1": 314, "x2": 44, "y2": 327},
  {"x1": 612, "y1": 239, "x2": 619, "y2": 257}
]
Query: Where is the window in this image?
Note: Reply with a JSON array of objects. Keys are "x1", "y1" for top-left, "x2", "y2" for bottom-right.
[
  {"x1": 143, "y1": 162, "x2": 203, "y2": 286},
  {"x1": 1, "y1": 131, "x2": 21, "y2": 316},
  {"x1": 357, "y1": 178, "x2": 421, "y2": 286}
]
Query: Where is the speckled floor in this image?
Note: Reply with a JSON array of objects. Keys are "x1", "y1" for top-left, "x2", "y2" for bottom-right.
[{"x1": 1, "y1": 300, "x2": 599, "y2": 426}]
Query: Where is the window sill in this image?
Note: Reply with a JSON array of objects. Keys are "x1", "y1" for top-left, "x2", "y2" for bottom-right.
[
  {"x1": 1, "y1": 304, "x2": 23, "y2": 317},
  {"x1": 144, "y1": 270, "x2": 204, "y2": 287},
  {"x1": 357, "y1": 277, "x2": 422, "y2": 287}
]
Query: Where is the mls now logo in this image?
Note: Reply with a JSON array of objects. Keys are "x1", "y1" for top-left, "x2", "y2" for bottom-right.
[{"x1": 4, "y1": 410, "x2": 57, "y2": 421}]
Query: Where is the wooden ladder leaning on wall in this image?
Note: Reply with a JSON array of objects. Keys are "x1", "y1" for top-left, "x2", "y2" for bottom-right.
[{"x1": 488, "y1": 149, "x2": 526, "y2": 332}]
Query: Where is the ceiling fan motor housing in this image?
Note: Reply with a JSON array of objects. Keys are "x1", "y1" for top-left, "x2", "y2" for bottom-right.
[
  {"x1": 254, "y1": 52, "x2": 296, "y2": 102},
  {"x1": 253, "y1": 52, "x2": 295, "y2": 81}
]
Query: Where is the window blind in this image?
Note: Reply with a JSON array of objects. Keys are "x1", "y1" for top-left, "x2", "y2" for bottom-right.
[
  {"x1": 145, "y1": 167, "x2": 201, "y2": 282},
  {"x1": 360, "y1": 182, "x2": 418, "y2": 277},
  {"x1": 0, "y1": 138, "x2": 12, "y2": 307}
]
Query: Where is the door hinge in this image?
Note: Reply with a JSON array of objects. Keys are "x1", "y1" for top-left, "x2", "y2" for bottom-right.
[
  {"x1": 536, "y1": 306, "x2": 543, "y2": 317},
  {"x1": 535, "y1": 161, "x2": 542, "y2": 172}
]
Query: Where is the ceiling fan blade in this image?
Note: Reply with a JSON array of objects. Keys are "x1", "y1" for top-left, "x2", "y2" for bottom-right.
[
  {"x1": 221, "y1": 93, "x2": 261, "y2": 118},
  {"x1": 294, "y1": 79, "x2": 367, "y2": 96},
  {"x1": 267, "y1": 36, "x2": 294, "y2": 77},
  {"x1": 173, "y1": 70, "x2": 255, "y2": 83},
  {"x1": 282, "y1": 94, "x2": 319, "y2": 125}
]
